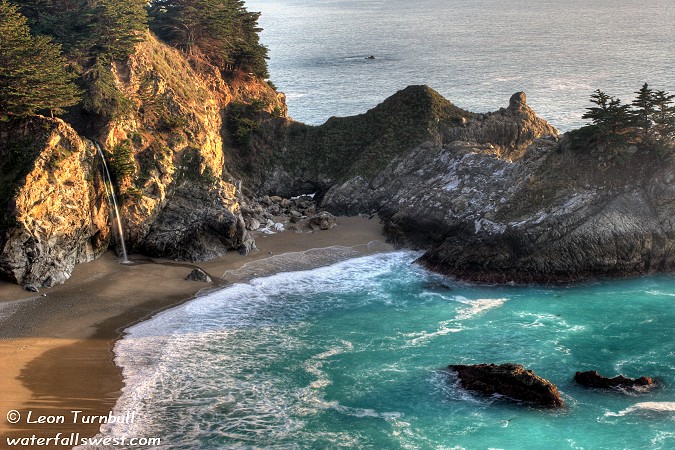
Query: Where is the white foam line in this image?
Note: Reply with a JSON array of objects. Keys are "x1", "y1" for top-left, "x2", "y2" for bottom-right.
[
  {"x1": 605, "y1": 402, "x2": 675, "y2": 417},
  {"x1": 455, "y1": 298, "x2": 508, "y2": 320}
]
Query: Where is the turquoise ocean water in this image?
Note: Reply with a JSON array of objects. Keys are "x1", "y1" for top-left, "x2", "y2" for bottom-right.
[
  {"x1": 254, "y1": 0, "x2": 675, "y2": 131},
  {"x1": 102, "y1": 252, "x2": 674, "y2": 449}
]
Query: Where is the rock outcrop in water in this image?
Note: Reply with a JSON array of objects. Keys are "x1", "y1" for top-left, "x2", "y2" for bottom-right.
[
  {"x1": 449, "y1": 363, "x2": 564, "y2": 408},
  {"x1": 314, "y1": 90, "x2": 675, "y2": 283},
  {"x1": 574, "y1": 371, "x2": 655, "y2": 391}
]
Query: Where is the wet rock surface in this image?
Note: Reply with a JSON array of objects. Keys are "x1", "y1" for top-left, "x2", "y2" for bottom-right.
[
  {"x1": 449, "y1": 363, "x2": 564, "y2": 408},
  {"x1": 574, "y1": 371, "x2": 655, "y2": 391}
]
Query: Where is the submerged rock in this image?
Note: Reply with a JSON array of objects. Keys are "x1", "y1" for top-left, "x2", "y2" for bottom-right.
[
  {"x1": 449, "y1": 363, "x2": 564, "y2": 408},
  {"x1": 574, "y1": 371, "x2": 655, "y2": 390}
]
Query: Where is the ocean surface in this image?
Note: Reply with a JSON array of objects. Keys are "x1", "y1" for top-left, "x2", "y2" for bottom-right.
[
  {"x1": 252, "y1": 0, "x2": 675, "y2": 131},
  {"x1": 101, "y1": 252, "x2": 674, "y2": 449}
]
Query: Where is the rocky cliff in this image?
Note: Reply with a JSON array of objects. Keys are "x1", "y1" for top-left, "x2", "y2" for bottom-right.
[
  {"x1": 94, "y1": 33, "x2": 285, "y2": 262},
  {"x1": 318, "y1": 91, "x2": 675, "y2": 282},
  {"x1": 2, "y1": 34, "x2": 673, "y2": 287},
  {"x1": 0, "y1": 33, "x2": 284, "y2": 287},
  {"x1": 0, "y1": 118, "x2": 109, "y2": 287}
]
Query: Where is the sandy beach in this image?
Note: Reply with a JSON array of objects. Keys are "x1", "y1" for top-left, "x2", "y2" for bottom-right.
[{"x1": 0, "y1": 216, "x2": 390, "y2": 449}]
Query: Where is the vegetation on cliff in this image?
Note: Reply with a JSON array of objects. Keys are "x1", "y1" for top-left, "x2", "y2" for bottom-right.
[
  {"x1": 0, "y1": 0, "x2": 80, "y2": 119},
  {"x1": 235, "y1": 85, "x2": 471, "y2": 193},
  {"x1": 572, "y1": 84, "x2": 675, "y2": 154},
  {"x1": 148, "y1": 0, "x2": 268, "y2": 78},
  {"x1": 4, "y1": 0, "x2": 269, "y2": 120}
]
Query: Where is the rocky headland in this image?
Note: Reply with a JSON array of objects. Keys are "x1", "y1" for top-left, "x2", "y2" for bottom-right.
[{"x1": 1, "y1": 33, "x2": 674, "y2": 289}]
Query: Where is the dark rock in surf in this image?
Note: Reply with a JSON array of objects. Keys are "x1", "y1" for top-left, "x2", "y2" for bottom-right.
[
  {"x1": 574, "y1": 371, "x2": 655, "y2": 390},
  {"x1": 449, "y1": 363, "x2": 564, "y2": 408}
]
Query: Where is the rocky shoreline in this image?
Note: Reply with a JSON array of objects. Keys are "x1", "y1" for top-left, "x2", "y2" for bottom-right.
[{"x1": 1, "y1": 31, "x2": 673, "y2": 289}]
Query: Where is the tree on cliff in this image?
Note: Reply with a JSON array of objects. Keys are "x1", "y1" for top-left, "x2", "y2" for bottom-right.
[
  {"x1": 14, "y1": 0, "x2": 147, "y2": 60},
  {"x1": 85, "y1": 0, "x2": 148, "y2": 60},
  {"x1": 650, "y1": 90, "x2": 675, "y2": 148},
  {"x1": 579, "y1": 85, "x2": 675, "y2": 154},
  {"x1": 13, "y1": 0, "x2": 147, "y2": 119},
  {"x1": 581, "y1": 89, "x2": 632, "y2": 149},
  {"x1": 148, "y1": 0, "x2": 269, "y2": 77},
  {"x1": 631, "y1": 83, "x2": 655, "y2": 142},
  {"x1": 631, "y1": 84, "x2": 675, "y2": 150},
  {"x1": 0, "y1": 0, "x2": 80, "y2": 119}
]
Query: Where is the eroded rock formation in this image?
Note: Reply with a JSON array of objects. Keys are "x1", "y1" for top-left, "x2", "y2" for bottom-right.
[
  {"x1": 574, "y1": 371, "x2": 655, "y2": 390},
  {"x1": 1, "y1": 34, "x2": 674, "y2": 287},
  {"x1": 318, "y1": 90, "x2": 675, "y2": 283},
  {"x1": 449, "y1": 363, "x2": 564, "y2": 408},
  {"x1": 0, "y1": 118, "x2": 110, "y2": 287},
  {"x1": 0, "y1": 34, "x2": 285, "y2": 286}
]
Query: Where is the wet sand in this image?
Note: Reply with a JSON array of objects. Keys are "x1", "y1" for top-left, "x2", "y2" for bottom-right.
[{"x1": 0, "y1": 217, "x2": 390, "y2": 449}]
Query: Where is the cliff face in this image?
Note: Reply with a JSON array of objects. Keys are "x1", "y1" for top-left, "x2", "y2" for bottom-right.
[
  {"x1": 0, "y1": 118, "x2": 109, "y2": 287},
  {"x1": 95, "y1": 33, "x2": 285, "y2": 261},
  {"x1": 416, "y1": 142, "x2": 675, "y2": 282},
  {"x1": 0, "y1": 33, "x2": 285, "y2": 287},
  {"x1": 319, "y1": 91, "x2": 675, "y2": 282}
]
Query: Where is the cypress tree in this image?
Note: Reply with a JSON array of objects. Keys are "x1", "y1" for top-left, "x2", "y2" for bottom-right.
[
  {"x1": 582, "y1": 90, "x2": 632, "y2": 134},
  {"x1": 87, "y1": 0, "x2": 148, "y2": 60},
  {"x1": 631, "y1": 83, "x2": 656, "y2": 143},
  {"x1": 650, "y1": 90, "x2": 675, "y2": 150},
  {"x1": 0, "y1": 0, "x2": 80, "y2": 119},
  {"x1": 581, "y1": 89, "x2": 632, "y2": 150},
  {"x1": 13, "y1": 0, "x2": 86, "y2": 53},
  {"x1": 148, "y1": 0, "x2": 268, "y2": 77}
]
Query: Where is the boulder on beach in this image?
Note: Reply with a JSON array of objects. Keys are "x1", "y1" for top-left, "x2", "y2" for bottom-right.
[
  {"x1": 574, "y1": 371, "x2": 655, "y2": 390},
  {"x1": 309, "y1": 212, "x2": 337, "y2": 230},
  {"x1": 186, "y1": 268, "x2": 212, "y2": 283},
  {"x1": 449, "y1": 363, "x2": 564, "y2": 408}
]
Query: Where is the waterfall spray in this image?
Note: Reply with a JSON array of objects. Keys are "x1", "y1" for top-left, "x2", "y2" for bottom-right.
[{"x1": 95, "y1": 143, "x2": 129, "y2": 263}]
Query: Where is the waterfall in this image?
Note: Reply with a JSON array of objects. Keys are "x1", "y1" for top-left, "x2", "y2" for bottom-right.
[{"x1": 95, "y1": 143, "x2": 129, "y2": 263}]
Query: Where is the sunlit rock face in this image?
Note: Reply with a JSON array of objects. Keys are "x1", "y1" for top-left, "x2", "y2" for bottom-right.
[
  {"x1": 0, "y1": 34, "x2": 286, "y2": 286},
  {"x1": 0, "y1": 117, "x2": 110, "y2": 287}
]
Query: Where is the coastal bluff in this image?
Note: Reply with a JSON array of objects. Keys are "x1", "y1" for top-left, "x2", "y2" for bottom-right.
[
  {"x1": 1, "y1": 34, "x2": 674, "y2": 287},
  {"x1": 257, "y1": 87, "x2": 675, "y2": 284}
]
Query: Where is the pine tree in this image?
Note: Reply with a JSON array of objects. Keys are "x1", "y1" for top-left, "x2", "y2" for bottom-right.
[
  {"x1": 230, "y1": 6, "x2": 268, "y2": 77},
  {"x1": 582, "y1": 90, "x2": 632, "y2": 133},
  {"x1": 16, "y1": 0, "x2": 147, "y2": 60},
  {"x1": 87, "y1": 0, "x2": 148, "y2": 60},
  {"x1": 13, "y1": 0, "x2": 86, "y2": 53},
  {"x1": 0, "y1": 0, "x2": 80, "y2": 119}
]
